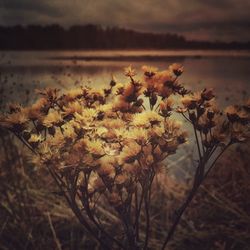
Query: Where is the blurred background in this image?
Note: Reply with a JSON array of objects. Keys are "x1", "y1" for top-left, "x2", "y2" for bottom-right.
[{"x1": 0, "y1": 1, "x2": 250, "y2": 249}]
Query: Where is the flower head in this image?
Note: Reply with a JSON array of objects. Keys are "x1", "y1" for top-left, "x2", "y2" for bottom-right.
[
  {"x1": 124, "y1": 65, "x2": 136, "y2": 78},
  {"x1": 169, "y1": 63, "x2": 184, "y2": 76}
]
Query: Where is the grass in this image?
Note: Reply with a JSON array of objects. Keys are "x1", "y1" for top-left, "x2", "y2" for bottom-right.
[{"x1": 1, "y1": 128, "x2": 249, "y2": 249}]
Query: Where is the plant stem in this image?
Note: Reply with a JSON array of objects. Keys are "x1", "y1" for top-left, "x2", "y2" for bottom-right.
[{"x1": 161, "y1": 142, "x2": 231, "y2": 250}]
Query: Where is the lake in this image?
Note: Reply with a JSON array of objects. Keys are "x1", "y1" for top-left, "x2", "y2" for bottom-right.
[{"x1": 1, "y1": 50, "x2": 250, "y2": 107}]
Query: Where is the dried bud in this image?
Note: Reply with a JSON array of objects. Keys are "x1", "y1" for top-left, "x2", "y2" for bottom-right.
[
  {"x1": 142, "y1": 65, "x2": 158, "y2": 78},
  {"x1": 207, "y1": 110, "x2": 215, "y2": 120},
  {"x1": 201, "y1": 88, "x2": 215, "y2": 101},
  {"x1": 169, "y1": 63, "x2": 184, "y2": 76},
  {"x1": 116, "y1": 87, "x2": 124, "y2": 95},
  {"x1": 104, "y1": 88, "x2": 112, "y2": 97},
  {"x1": 143, "y1": 89, "x2": 151, "y2": 97},
  {"x1": 176, "y1": 106, "x2": 187, "y2": 113},
  {"x1": 177, "y1": 134, "x2": 187, "y2": 144},
  {"x1": 189, "y1": 111, "x2": 197, "y2": 122},
  {"x1": 48, "y1": 126, "x2": 56, "y2": 136},
  {"x1": 133, "y1": 98, "x2": 144, "y2": 107},
  {"x1": 197, "y1": 105, "x2": 205, "y2": 117},
  {"x1": 36, "y1": 123, "x2": 46, "y2": 132},
  {"x1": 150, "y1": 93, "x2": 157, "y2": 107},
  {"x1": 97, "y1": 111, "x2": 105, "y2": 120},
  {"x1": 110, "y1": 79, "x2": 116, "y2": 87}
]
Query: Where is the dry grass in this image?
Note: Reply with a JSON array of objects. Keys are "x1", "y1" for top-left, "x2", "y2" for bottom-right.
[{"x1": 1, "y1": 128, "x2": 249, "y2": 249}]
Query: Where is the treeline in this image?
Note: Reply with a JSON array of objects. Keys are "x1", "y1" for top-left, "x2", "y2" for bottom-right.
[{"x1": 0, "y1": 24, "x2": 250, "y2": 50}]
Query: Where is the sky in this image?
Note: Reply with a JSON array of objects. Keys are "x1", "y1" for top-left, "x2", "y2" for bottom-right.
[{"x1": 1, "y1": 0, "x2": 250, "y2": 42}]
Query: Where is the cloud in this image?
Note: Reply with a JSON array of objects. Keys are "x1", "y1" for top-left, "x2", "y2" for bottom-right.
[{"x1": 0, "y1": 0, "x2": 250, "y2": 41}]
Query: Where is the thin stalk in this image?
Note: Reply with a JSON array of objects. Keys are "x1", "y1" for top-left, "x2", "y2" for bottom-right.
[
  {"x1": 13, "y1": 132, "x2": 37, "y2": 154},
  {"x1": 143, "y1": 191, "x2": 150, "y2": 250},
  {"x1": 161, "y1": 142, "x2": 231, "y2": 250},
  {"x1": 204, "y1": 143, "x2": 231, "y2": 179},
  {"x1": 181, "y1": 112, "x2": 191, "y2": 123},
  {"x1": 134, "y1": 184, "x2": 144, "y2": 242},
  {"x1": 134, "y1": 186, "x2": 140, "y2": 241},
  {"x1": 193, "y1": 123, "x2": 202, "y2": 161},
  {"x1": 32, "y1": 120, "x2": 39, "y2": 134},
  {"x1": 48, "y1": 167, "x2": 109, "y2": 250},
  {"x1": 199, "y1": 131, "x2": 205, "y2": 155},
  {"x1": 80, "y1": 173, "x2": 124, "y2": 249},
  {"x1": 143, "y1": 170, "x2": 155, "y2": 250}
]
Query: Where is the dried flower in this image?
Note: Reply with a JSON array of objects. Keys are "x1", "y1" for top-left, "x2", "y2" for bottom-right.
[
  {"x1": 124, "y1": 65, "x2": 136, "y2": 78},
  {"x1": 169, "y1": 63, "x2": 184, "y2": 76}
]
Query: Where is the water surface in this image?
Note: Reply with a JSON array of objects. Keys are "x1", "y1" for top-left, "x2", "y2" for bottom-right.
[{"x1": 1, "y1": 50, "x2": 249, "y2": 107}]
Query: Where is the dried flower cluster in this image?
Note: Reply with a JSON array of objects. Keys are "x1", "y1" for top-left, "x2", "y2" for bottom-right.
[{"x1": 0, "y1": 64, "x2": 249, "y2": 249}]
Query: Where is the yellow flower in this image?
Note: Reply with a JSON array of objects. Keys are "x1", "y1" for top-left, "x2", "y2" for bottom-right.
[
  {"x1": 46, "y1": 132, "x2": 65, "y2": 147},
  {"x1": 181, "y1": 92, "x2": 201, "y2": 109},
  {"x1": 132, "y1": 111, "x2": 163, "y2": 127},
  {"x1": 87, "y1": 88, "x2": 105, "y2": 104},
  {"x1": 101, "y1": 118, "x2": 126, "y2": 129},
  {"x1": 112, "y1": 97, "x2": 130, "y2": 112},
  {"x1": 1, "y1": 111, "x2": 29, "y2": 132},
  {"x1": 29, "y1": 134, "x2": 42, "y2": 143},
  {"x1": 124, "y1": 127, "x2": 148, "y2": 145},
  {"x1": 62, "y1": 123, "x2": 77, "y2": 140},
  {"x1": 35, "y1": 142, "x2": 58, "y2": 165},
  {"x1": 148, "y1": 125, "x2": 165, "y2": 137},
  {"x1": 157, "y1": 70, "x2": 172, "y2": 84},
  {"x1": 156, "y1": 84, "x2": 173, "y2": 99},
  {"x1": 43, "y1": 110, "x2": 63, "y2": 127},
  {"x1": 64, "y1": 88, "x2": 83, "y2": 102},
  {"x1": 142, "y1": 65, "x2": 158, "y2": 78},
  {"x1": 225, "y1": 105, "x2": 249, "y2": 124},
  {"x1": 97, "y1": 103, "x2": 114, "y2": 118},
  {"x1": 103, "y1": 142, "x2": 121, "y2": 156},
  {"x1": 165, "y1": 120, "x2": 182, "y2": 135},
  {"x1": 124, "y1": 65, "x2": 136, "y2": 77},
  {"x1": 82, "y1": 108, "x2": 98, "y2": 121},
  {"x1": 96, "y1": 126, "x2": 109, "y2": 137},
  {"x1": 159, "y1": 98, "x2": 174, "y2": 117},
  {"x1": 85, "y1": 139, "x2": 105, "y2": 158},
  {"x1": 169, "y1": 63, "x2": 184, "y2": 76},
  {"x1": 74, "y1": 108, "x2": 97, "y2": 125},
  {"x1": 36, "y1": 87, "x2": 59, "y2": 103},
  {"x1": 231, "y1": 123, "x2": 250, "y2": 143},
  {"x1": 28, "y1": 103, "x2": 45, "y2": 121},
  {"x1": 97, "y1": 162, "x2": 115, "y2": 177},
  {"x1": 122, "y1": 81, "x2": 142, "y2": 104},
  {"x1": 63, "y1": 101, "x2": 83, "y2": 116},
  {"x1": 119, "y1": 141, "x2": 141, "y2": 164}
]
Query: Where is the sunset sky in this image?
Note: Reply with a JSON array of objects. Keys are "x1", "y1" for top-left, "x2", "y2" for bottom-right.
[{"x1": 1, "y1": 0, "x2": 250, "y2": 42}]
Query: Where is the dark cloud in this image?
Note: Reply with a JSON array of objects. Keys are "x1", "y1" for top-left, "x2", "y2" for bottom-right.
[{"x1": 0, "y1": 0, "x2": 249, "y2": 41}]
